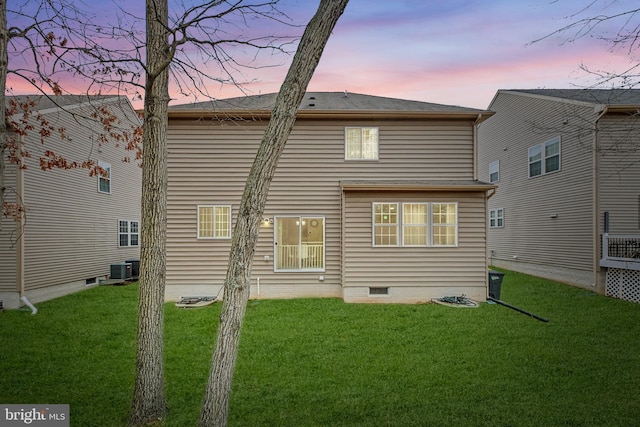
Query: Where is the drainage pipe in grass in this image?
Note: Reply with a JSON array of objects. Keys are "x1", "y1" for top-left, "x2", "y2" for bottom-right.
[
  {"x1": 20, "y1": 296, "x2": 38, "y2": 315},
  {"x1": 488, "y1": 297, "x2": 548, "y2": 322}
]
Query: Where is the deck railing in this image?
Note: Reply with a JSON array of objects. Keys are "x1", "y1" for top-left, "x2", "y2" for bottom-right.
[
  {"x1": 276, "y1": 243, "x2": 324, "y2": 270},
  {"x1": 602, "y1": 233, "x2": 640, "y2": 263}
]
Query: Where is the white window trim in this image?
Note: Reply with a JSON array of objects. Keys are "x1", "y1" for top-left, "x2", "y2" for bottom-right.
[
  {"x1": 345, "y1": 126, "x2": 379, "y2": 160},
  {"x1": 118, "y1": 219, "x2": 140, "y2": 247},
  {"x1": 431, "y1": 202, "x2": 459, "y2": 247},
  {"x1": 97, "y1": 161, "x2": 111, "y2": 194},
  {"x1": 372, "y1": 202, "x2": 400, "y2": 247},
  {"x1": 489, "y1": 208, "x2": 504, "y2": 228},
  {"x1": 402, "y1": 202, "x2": 428, "y2": 247},
  {"x1": 372, "y1": 202, "x2": 458, "y2": 248},
  {"x1": 197, "y1": 205, "x2": 232, "y2": 239},
  {"x1": 273, "y1": 216, "x2": 326, "y2": 272},
  {"x1": 528, "y1": 136, "x2": 561, "y2": 178},
  {"x1": 489, "y1": 160, "x2": 500, "y2": 183}
]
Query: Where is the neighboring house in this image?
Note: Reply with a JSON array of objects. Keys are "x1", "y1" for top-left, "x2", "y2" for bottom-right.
[
  {"x1": 166, "y1": 92, "x2": 495, "y2": 303},
  {"x1": 478, "y1": 89, "x2": 640, "y2": 302},
  {"x1": 0, "y1": 95, "x2": 142, "y2": 309}
]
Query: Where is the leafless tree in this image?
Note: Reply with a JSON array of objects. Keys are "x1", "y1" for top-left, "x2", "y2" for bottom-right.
[
  {"x1": 199, "y1": 1, "x2": 349, "y2": 425},
  {"x1": 533, "y1": 2, "x2": 640, "y2": 89}
]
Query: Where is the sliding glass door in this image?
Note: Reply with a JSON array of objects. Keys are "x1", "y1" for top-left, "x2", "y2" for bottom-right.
[{"x1": 275, "y1": 216, "x2": 324, "y2": 271}]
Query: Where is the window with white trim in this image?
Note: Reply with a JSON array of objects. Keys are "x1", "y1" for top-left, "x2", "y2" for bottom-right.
[
  {"x1": 98, "y1": 161, "x2": 111, "y2": 194},
  {"x1": 529, "y1": 136, "x2": 560, "y2": 178},
  {"x1": 372, "y1": 202, "x2": 458, "y2": 247},
  {"x1": 373, "y1": 203, "x2": 399, "y2": 246},
  {"x1": 489, "y1": 160, "x2": 499, "y2": 183},
  {"x1": 119, "y1": 220, "x2": 139, "y2": 247},
  {"x1": 198, "y1": 205, "x2": 231, "y2": 239},
  {"x1": 489, "y1": 208, "x2": 504, "y2": 228},
  {"x1": 403, "y1": 203, "x2": 427, "y2": 246},
  {"x1": 432, "y1": 203, "x2": 458, "y2": 246},
  {"x1": 345, "y1": 127, "x2": 378, "y2": 160},
  {"x1": 275, "y1": 216, "x2": 325, "y2": 271}
]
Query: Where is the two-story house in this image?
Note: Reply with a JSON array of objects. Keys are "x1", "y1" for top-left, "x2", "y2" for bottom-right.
[
  {"x1": 0, "y1": 95, "x2": 142, "y2": 309},
  {"x1": 478, "y1": 89, "x2": 640, "y2": 303},
  {"x1": 166, "y1": 92, "x2": 495, "y2": 303}
]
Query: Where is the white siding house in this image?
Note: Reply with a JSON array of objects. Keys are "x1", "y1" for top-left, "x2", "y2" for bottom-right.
[
  {"x1": 166, "y1": 92, "x2": 495, "y2": 303},
  {"x1": 0, "y1": 95, "x2": 142, "y2": 309},
  {"x1": 478, "y1": 89, "x2": 640, "y2": 302}
]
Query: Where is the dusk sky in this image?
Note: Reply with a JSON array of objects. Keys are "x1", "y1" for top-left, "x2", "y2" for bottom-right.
[
  {"x1": 7, "y1": 0, "x2": 635, "y2": 109},
  {"x1": 258, "y1": 0, "x2": 634, "y2": 109}
]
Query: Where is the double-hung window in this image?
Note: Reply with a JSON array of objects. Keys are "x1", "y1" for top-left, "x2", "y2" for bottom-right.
[
  {"x1": 372, "y1": 202, "x2": 458, "y2": 247},
  {"x1": 529, "y1": 136, "x2": 560, "y2": 178},
  {"x1": 432, "y1": 203, "x2": 458, "y2": 246},
  {"x1": 373, "y1": 203, "x2": 399, "y2": 246},
  {"x1": 119, "y1": 220, "x2": 139, "y2": 247},
  {"x1": 489, "y1": 208, "x2": 504, "y2": 228},
  {"x1": 198, "y1": 205, "x2": 231, "y2": 239},
  {"x1": 98, "y1": 161, "x2": 111, "y2": 193},
  {"x1": 345, "y1": 127, "x2": 378, "y2": 160},
  {"x1": 403, "y1": 203, "x2": 427, "y2": 246},
  {"x1": 489, "y1": 160, "x2": 500, "y2": 183}
]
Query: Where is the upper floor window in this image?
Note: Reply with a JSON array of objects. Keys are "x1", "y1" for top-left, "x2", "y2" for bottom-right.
[
  {"x1": 98, "y1": 161, "x2": 111, "y2": 193},
  {"x1": 489, "y1": 160, "x2": 500, "y2": 183},
  {"x1": 345, "y1": 127, "x2": 378, "y2": 160},
  {"x1": 529, "y1": 136, "x2": 560, "y2": 178},
  {"x1": 489, "y1": 208, "x2": 504, "y2": 228},
  {"x1": 198, "y1": 205, "x2": 231, "y2": 239},
  {"x1": 119, "y1": 220, "x2": 139, "y2": 247}
]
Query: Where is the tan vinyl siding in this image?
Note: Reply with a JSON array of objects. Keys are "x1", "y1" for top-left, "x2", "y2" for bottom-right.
[
  {"x1": 342, "y1": 191, "x2": 488, "y2": 303},
  {"x1": 597, "y1": 114, "x2": 640, "y2": 234},
  {"x1": 0, "y1": 160, "x2": 18, "y2": 292},
  {"x1": 19, "y1": 98, "x2": 141, "y2": 294},
  {"x1": 479, "y1": 92, "x2": 596, "y2": 274},
  {"x1": 166, "y1": 117, "x2": 479, "y2": 300}
]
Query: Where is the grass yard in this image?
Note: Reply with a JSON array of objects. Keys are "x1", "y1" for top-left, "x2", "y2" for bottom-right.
[{"x1": 1, "y1": 269, "x2": 640, "y2": 426}]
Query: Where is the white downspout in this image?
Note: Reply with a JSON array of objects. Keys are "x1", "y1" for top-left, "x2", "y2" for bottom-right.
[
  {"x1": 473, "y1": 114, "x2": 483, "y2": 181},
  {"x1": 20, "y1": 296, "x2": 37, "y2": 315},
  {"x1": 593, "y1": 106, "x2": 607, "y2": 290},
  {"x1": 16, "y1": 139, "x2": 35, "y2": 314}
]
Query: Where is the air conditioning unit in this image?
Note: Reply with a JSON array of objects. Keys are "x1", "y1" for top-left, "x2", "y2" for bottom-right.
[
  {"x1": 125, "y1": 259, "x2": 140, "y2": 277},
  {"x1": 110, "y1": 263, "x2": 132, "y2": 280}
]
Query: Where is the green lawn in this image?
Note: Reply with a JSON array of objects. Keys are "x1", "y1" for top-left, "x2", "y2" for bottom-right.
[{"x1": 1, "y1": 270, "x2": 639, "y2": 426}]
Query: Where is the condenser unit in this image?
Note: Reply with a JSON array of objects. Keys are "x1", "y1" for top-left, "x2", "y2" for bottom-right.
[
  {"x1": 125, "y1": 259, "x2": 140, "y2": 278},
  {"x1": 110, "y1": 263, "x2": 132, "y2": 280}
]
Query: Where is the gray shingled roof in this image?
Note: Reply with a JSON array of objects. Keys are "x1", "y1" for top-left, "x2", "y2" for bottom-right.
[
  {"x1": 505, "y1": 89, "x2": 640, "y2": 106},
  {"x1": 8, "y1": 94, "x2": 121, "y2": 111},
  {"x1": 168, "y1": 91, "x2": 486, "y2": 113}
]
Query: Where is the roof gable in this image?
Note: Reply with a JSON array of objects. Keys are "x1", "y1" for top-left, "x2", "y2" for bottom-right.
[
  {"x1": 168, "y1": 91, "x2": 492, "y2": 120},
  {"x1": 495, "y1": 89, "x2": 640, "y2": 107}
]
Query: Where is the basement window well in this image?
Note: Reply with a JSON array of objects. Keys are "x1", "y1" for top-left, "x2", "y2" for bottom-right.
[{"x1": 369, "y1": 287, "x2": 389, "y2": 296}]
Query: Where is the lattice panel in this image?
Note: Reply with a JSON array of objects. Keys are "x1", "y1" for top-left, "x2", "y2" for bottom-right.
[{"x1": 606, "y1": 268, "x2": 640, "y2": 303}]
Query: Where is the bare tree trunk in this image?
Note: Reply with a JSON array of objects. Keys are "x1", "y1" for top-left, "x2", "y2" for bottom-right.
[
  {"x1": 129, "y1": 0, "x2": 170, "y2": 425},
  {"x1": 0, "y1": 0, "x2": 8, "y2": 228},
  {"x1": 199, "y1": 1, "x2": 349, "y2": 425}
]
